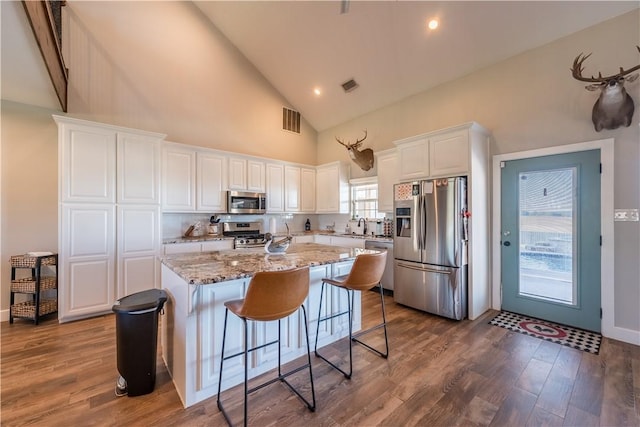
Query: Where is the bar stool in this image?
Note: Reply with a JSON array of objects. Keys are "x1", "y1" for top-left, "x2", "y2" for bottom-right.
[
  {"x1": 314, "y1": 251, "x2": 389, "y2": 379},
  {"x1": 217, "y1": 266, "x2": 316, "y2": 427}
]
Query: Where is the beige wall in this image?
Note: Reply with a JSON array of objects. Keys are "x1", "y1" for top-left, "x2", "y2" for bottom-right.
[
  {"x1": 1, "y1": 101, "x2": 59, "y2": 312},
  {"x1": 62, "y1": 1, "x2": 318, "y2": 165},
  {"x1": 319, "y1": 10, "x2": 640, "y2": 332}
]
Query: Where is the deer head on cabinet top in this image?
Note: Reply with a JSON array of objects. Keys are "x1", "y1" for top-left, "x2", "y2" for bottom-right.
[
  {"x1": 571, "y1": 46, "x2": 640, "y2": 132},
  {"x1": 335, "y1": 130, "x2": 374, "y2": 171}
]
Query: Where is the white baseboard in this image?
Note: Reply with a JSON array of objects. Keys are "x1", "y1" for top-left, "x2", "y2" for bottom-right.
[
  {"x1": 606, "y1": 325, "x2": 640, "y2": 346},
  {"x1": 0, "y1": 309, "x2": 9, "y2": 322}
]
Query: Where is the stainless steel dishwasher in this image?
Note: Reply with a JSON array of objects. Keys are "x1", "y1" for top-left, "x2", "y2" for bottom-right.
[{"x1": 365, "y1": 240, "x2": 394, "y2": 291}]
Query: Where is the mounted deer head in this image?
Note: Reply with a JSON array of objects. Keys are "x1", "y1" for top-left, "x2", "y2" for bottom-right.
[
  {"x1": 571, "y1": 46, "x2": 640, "y2": 132},
  {"x1": 335, "y1": 130, "x2": 374, "y2": 171}
]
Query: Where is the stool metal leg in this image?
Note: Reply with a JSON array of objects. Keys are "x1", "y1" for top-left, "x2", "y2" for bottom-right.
[
  {"x1": 218, "y1": 306, "x2": 315, "y2": 426},
  {"x1": 314, "y1": 281, "x2": 389, "y2": 379}
]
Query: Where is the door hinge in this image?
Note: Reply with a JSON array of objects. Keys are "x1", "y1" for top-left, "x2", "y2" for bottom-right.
[
  {"x1": 600, "y1": 308, "x2": 602, "y2": 319},
  {"x1": 600, "y1": 163, "x2": 602, "y2": 174},
  {"x1": 600, "y1": 235, "x2": 602, "y2": 246},
  {"x1": 500, "y1": 161, "x2": 505, "y2": 168}
]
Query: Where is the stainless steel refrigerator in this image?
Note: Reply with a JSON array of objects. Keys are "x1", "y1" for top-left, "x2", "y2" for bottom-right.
[{"x1": 393, "y1": 177, "x2": 468, "y2": 320}]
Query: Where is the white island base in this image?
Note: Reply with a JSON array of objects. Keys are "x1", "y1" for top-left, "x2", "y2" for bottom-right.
[{"x1": 160, "y1": 259, "x2": 361, "y2": 408}]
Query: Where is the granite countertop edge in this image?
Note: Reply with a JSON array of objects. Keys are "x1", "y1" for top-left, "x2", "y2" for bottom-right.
[
  {"x1": 160, "y1": 243, "x2": 380, "y2": 286},
  {"x1": 164, "y1": 231, "x2": 392, "y2": 245}
]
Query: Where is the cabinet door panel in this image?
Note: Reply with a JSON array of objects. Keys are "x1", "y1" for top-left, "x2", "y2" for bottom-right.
[
  {"x1": 429, "y1": 131, "x2": 469, "y2": 176},
  {"x1": 376, "y1": 152, "x2": 398, "y2": 213},
  {"x1": 66, "y1": 205, "x2": 113, "y2": 258},
  {"x1": 118, "y1": 206, "x2": 159, "y2": 254},
  {"x1": 197, "y1": 152, "x2": 226, "y2": 211},
  {"x1": 117, "y1": 132, "x2": 160, "y2": 204},
  {"x1": 300, "y1": 168, "x2": 316, "y2": 212},
  {"x1": 307, "y1": 265, "x2": 332, "y2": 345},
  {"x1": 247, "y1": 160, "x2": 265, "y2": 192},
  {"x1": 162, "y1": 147, "x2": 196, "y2": 211},
  {"x1": 119, "y1": 256, "x2": 157, "y2": 296},
  {"x1": 285, "y1": 166, "x2": 301, "y2": 212},
  {"x1": 62, "y1": 125, "x2": 116, "y2": 203},
  {"x1": 198, "y1": 281, "x2": 248, "y2": 390},
  {"x1": 64, "y1": 259, "x2": 114, "y2": 319},
  {"x1": 398, "y1": 138, "x2": 429, "y2": 180},
  {"x1": 265, "y1": 163, "x2": 284, "y2": 212},
  {"x1": 228, "y1": 157, "x2": 246, "y2": 190}
]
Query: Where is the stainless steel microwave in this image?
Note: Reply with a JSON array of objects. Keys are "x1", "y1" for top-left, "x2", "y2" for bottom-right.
[{"x1": 227, "y1": 191, "x2": 267, "y2": 214}]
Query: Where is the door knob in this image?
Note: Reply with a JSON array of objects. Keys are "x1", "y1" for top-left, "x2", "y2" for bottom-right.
[{"x1": 503, "y1": 241, "x2": 511, "y2": 246}]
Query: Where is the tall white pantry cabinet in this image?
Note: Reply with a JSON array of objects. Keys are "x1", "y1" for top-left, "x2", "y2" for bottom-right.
[{"x1": 54, "y1": 116, "x2": 166, "y2": 322}]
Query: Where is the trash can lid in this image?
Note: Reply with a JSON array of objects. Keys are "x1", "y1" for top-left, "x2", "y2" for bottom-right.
[{"x1": 112, "y1": 289, "x2": 168, "y2": 313}]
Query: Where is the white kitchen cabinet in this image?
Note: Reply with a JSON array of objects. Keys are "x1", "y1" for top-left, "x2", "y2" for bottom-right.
[
  {"x1": 228, "y1": 157, "x2": 247, "y2": 190},
  {"x1": 284, "y1": 165, "x2": 301, "y2": 212},
  {"x1": 117, "y1": 132, "x2": 161, "y2": 204},
  {"x1": 60, "y1": 204, "x2": 116, "y2": 322},
  {"x1": 292, "y1": 235, "x2": 314, "y2": 244},
  {"x1": 265, "y1": 163, "x2": 285, "y2": 213},
  {"x1": 59, "y1": 121, "x2": 116, "y2": 203},
  {"x1": 314, "y1": 235, "x2": 332, "y2": 245},
  {"x1": 396, "y1": 137, "x2": 429, "y2": 181},
  {"x1": 429, "y1": 130, "x2": 469, "y2": 177},
  {"x1": 300, "y1": 167, "x2": 316, "y2": 213},
  {"x1": 201, "y1": 240, "x2": 234, "y2": 252},
  {"x1": 329, "y1": 236, "x2": 366, "y2": 249},
  {"x1": 197, "y1": 151, "x2": 227, "y2": 212},
  {"x1": 228, "y1": 157, "x2": 265, "y2": 192},
  {"x1": 55, "y1": 115, "x2": 166, "y2": 322},
  {"x1": 164, "y1": 240, "x2": 234, "y2": 255},
  {"x1": 247, "y1": 160, "x2": 266, "y2": 192},
  {"x1": 162, "y1": 144, "x2": 196, "y2": 212},
  {"x1": 315, "y1": 162, "x2": 350, "y2": 213},
  {"x1": 117, "y1": 205, "x2": 160, "y2": 297},
  {"x1": 375, "y1": 149, "x2": 398, "y2": 213}
]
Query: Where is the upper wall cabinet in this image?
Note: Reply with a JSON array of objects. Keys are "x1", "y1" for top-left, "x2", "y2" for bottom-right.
[
  {"x1": 396, "y1": 137, "x2": 429, "y2": 181},
  {"x1": 316, "y1": 161, "x2": 350, "y2": 214},
  {"x1": 197, "y1": 152, "x2": 227, "y2": 212},
  {"x1": 228, "y1": 157, "x2": 265, "y2": 192},
  {"x1": 265, "y1": 162, "x2": 285, "y2": 213},
  {"x1": 162, "y1": 144, "x2": 197, "y2": 212},
  {"x1": 285, "y1": 165, "x2": 301, "y2": 212},
  {"x1": 300, "y1": 167, "x2": 316, "y2": 213},
  {"x1": 394, "y1": 122, "x2": 489, "y2": 181},
  {"x1": 56, "y1": 116, "x2": 164, "y2": 204},
  {"x1": 375, "y1": 149, "x2": 399, "y2": 213},
  {"x1": 59, "y1": 121, "x2": 117, "y2": 203},
  {"x1": 117, "y1": 132, "x2": 161, "y2": 204}
]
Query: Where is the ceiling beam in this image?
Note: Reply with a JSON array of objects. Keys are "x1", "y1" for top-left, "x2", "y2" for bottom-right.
[{"x1": 21, "y1": 0, "x2": 68, "y2": 112}]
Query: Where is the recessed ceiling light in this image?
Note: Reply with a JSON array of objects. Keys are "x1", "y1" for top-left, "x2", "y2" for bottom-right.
[
  {"x1": 428, "y1": 19, "x2": 439, "y2": 30},
  {"x1": 313, "y1": 88, "x2": 322, "y2": 96}
]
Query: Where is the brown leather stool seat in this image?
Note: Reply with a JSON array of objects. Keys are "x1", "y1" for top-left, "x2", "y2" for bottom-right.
[
  {"x1": 314, "y1": 251, "x2": 389, "y2": 379},
  {"x1": 217, "y1": 266, "x2": 315, "y2": 426}
]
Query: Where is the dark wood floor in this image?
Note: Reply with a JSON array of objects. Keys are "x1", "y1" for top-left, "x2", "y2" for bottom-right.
[{"x1": 2, "y1": 291, "x2": 639, "y2": 426}]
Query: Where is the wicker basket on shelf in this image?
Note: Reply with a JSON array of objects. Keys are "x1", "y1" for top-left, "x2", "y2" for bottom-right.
[
  {"x1": 10, "y1": 254, "x2": 57, "y2": 268},
  {"x1": 10, "y1": 300, "x2": 58, "y2": 320},
  {"x1": 10, "y1": 276, "x2": 57, "y2": 293}
]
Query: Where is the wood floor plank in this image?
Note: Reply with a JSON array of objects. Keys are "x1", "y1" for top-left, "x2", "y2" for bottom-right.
[{"x1": 2, "y1": 291, "x2": 639, "y2": 426}]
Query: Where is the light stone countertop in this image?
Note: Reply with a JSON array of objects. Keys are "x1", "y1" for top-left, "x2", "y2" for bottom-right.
[
  {"x1": 163, "y1": 231, "x2": 392, "y2": 245},
  {"x1": 160, "y1": 242, "x2": 380, "y2": 285}
]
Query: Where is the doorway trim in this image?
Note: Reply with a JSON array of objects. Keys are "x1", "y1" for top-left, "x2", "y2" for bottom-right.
[{"x1": 491, "y1": 138, "x2": 622, "y2": 341}]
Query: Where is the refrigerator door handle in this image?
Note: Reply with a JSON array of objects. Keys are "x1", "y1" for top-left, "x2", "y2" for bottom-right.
[
  {"x1": 397, "y1": 262, "x2": 452, "y2": 275},
  {"x1": 422, "y1": 192, "x2": 428, "y2": 251},
  {"x1": 416, "y1": 194, "x2": 423, "y2": 251}
]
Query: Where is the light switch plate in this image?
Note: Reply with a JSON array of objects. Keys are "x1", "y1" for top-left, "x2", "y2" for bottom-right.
[{"x1": 614, "y1": 209, "x2": 639, "y2": 221}]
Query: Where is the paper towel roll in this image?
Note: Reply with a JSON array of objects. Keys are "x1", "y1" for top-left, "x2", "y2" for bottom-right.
[{"x1": 269, "y1": 217, "x2": 277, "y2": 234}]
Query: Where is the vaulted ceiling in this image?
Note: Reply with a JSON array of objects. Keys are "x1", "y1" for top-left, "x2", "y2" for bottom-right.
[{"x1": 3, "y1": 1, "x2": 638, "y2": 131}]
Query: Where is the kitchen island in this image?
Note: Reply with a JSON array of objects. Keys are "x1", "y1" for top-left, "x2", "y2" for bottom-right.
[{"x1": 160, "y1": 242, "x2": 379, "y2": 408}]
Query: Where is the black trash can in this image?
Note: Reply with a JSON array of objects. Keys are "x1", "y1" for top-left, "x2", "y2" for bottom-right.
[{"x1": 112, "y1": 288, "x2": 167, "y2": 397}]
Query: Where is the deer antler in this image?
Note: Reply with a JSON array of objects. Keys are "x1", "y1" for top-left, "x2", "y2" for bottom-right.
[
  {"x1": 571, "y1": 46, "x2": 640, "y2": 83},
  {"x1": 335, "y1": 130, "x2": 367, "y2": 148}
]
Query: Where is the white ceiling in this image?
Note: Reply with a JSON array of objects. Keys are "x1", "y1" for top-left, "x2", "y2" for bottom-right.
[
  {"x1": 2, "y1": 1, "x2": 638, "y2": 130},
  {"x1": 195, "y1": 1, "x2": 638, "y2": 131}
]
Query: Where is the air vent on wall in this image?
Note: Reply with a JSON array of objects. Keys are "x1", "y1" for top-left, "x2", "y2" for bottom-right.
[
  {"x1": 282, "y1": 107, "x2": 301, "y2": 133},
  {"x1": 341, "y1": 78, "x2": 359, "y2": 93}
]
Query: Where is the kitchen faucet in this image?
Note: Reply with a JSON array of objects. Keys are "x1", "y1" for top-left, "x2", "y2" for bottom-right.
[{"x1": 357, "y1": 218, "x2": 367, "y2": 235}]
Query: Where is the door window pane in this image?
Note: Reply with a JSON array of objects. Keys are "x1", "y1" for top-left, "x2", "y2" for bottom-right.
[{"x1": 518, "y1": 168, "x2": 577, "y2": 305}]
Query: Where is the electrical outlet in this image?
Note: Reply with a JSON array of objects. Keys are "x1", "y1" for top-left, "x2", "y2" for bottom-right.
[{"x1": 614, "y1": 209, "x2": 639, "y2": 221}]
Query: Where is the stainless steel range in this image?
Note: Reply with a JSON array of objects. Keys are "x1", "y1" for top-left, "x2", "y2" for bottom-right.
[{"x1": 222, "y1": 222, "x2": 266, "y2": 249}]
